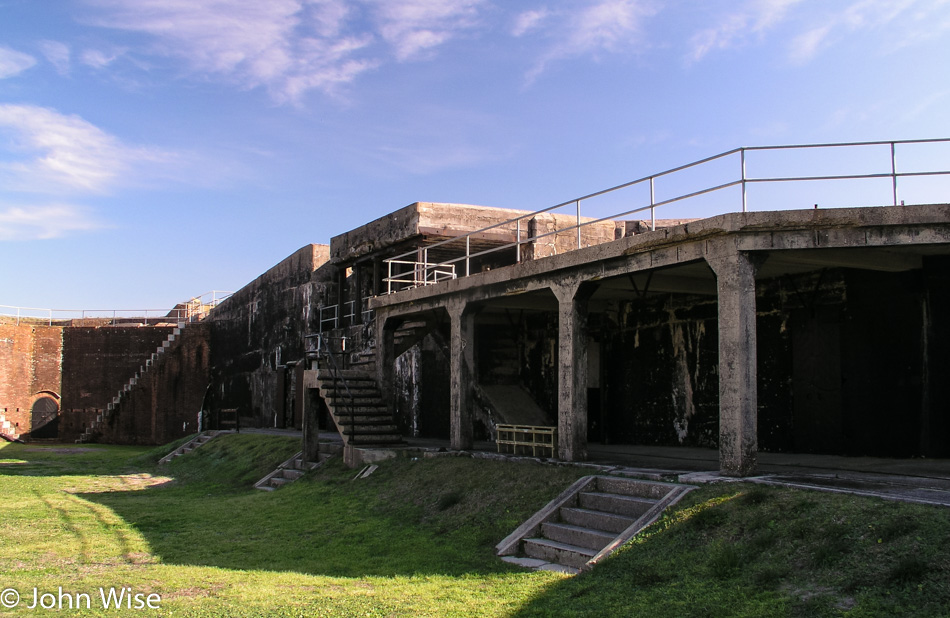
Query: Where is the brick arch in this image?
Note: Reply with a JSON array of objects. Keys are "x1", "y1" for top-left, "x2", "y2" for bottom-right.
[{"x1": 30, "y1": 391, "x2": 60, "y2": 439}]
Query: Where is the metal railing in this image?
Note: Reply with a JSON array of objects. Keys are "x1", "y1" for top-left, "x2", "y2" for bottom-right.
[
  {"x1": 0, "y1": 290, "x2": 233, "y2": 326},
  {"x1": 384, "y1": 258, "x2": 457, "y2": 294},
  {"x1": 382, "y1": 138, "x2": 950, "y2": 293},
  {"x1": 306, "y1": 333, "x2": 360, "y2": 444},
  {"x1": 318, "y1": 301, "x2": 375, "y2": 332}
]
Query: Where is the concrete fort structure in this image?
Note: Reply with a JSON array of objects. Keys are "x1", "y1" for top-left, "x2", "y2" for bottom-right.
[
  {"x1": 3, "y1": 140, "x2": 950, "y2": 477},
  {"x1": 367, "y1": 204, "x2": 950, "y2": 476}
]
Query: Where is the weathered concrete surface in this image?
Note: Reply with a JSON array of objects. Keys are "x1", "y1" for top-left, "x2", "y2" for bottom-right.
[
  {"x1": 210, "y1": 244, "x2": 332, "y2": 429},
  {"x1": 331, "y1": 202, "x2": 532, "y2": 263},
  {"x1": 447, "y1": 300, "x2": 476, "y2": 450},
  {"x1": 371, "y1": 204, "x2": 950, "y2": 310},
  {"x1": 706, "y1": 247, "x2": 760, "y2": 477},
  {"x1": 370, "y1": 204, "x2": 950, "y2": 476}
]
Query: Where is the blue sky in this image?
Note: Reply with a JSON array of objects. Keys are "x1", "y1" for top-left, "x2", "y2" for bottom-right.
[{"x1": 1, "y1": 0, "x2": 949, "y2": 313}]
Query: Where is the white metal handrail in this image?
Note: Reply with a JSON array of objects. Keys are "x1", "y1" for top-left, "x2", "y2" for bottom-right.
[
  {"x1": 0, "y1": 290, "x2": 234, "y2": 326},
  {"x1": 382, "y1": 138, "x2": 950, "y2": 293},
  {"x1": 384, "y1": 259, "x2": 457, "y2": 294},
  {"x1": 318, "y1": 301, "x2": 375, "y2": 331}
]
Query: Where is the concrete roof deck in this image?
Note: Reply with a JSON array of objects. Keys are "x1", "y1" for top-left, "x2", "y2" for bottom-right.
[{"x1": 370, "y1": 203, "x2": 950, "y2": 312}]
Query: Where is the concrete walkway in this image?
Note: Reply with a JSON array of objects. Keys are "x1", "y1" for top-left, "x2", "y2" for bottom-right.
[{"x1": 241, "y1": 428, "x2": 950, "y2": 507}]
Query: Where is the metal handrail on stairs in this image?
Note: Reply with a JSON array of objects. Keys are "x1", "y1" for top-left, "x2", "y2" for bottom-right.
[{"x1": 309, "y1": 334, "x2": 361, "y2": 446}]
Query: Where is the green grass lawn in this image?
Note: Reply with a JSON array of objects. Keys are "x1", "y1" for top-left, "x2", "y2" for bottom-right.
[{"x1": 1, "y1": 435, "x2": 949, "y2": 617}]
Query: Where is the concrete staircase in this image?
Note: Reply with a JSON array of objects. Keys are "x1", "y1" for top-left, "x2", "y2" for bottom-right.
[
  {"x1": 76, "y1": 324, "x2": 184, "y2": 444},
  {"x1": 254, "y1": 448, "x2": 336, "y2": 491},
  {"x1": 497, "y1": 475, "x2": 696, "y2": 573},
  {"x1": 158, "y1": 430, "x2": 225, "y2": 465},
  {"x1": 315, "y1": 349, "x2": 404, "y2": 448}
]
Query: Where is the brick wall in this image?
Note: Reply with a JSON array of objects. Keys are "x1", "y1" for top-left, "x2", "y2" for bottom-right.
[
  {"x1": 0, "y1": 323, "x2": 63, "y2": 437},
  {"x1": 94, "y1": 322, "x2": 211, "y2": 444}
]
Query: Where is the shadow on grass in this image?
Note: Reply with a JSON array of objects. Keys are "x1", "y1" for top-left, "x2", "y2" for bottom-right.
[{"x1": 62, "y1": 434, "x2": 592, "y2": 579}]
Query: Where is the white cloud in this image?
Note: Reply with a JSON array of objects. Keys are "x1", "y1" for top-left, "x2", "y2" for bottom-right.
[
  {"x1": 689, "y1": 0, "x2": 950, "y2": 65},
  {"x1": 39, "y1": 41, "x2": 72, "y2": 75},
  {"x1": 368, "y1": 0, "x2": 485, "y2": 61},
  {"x1": 0, "y1": 46, "x2": 37, "y2": 79},
  {"x1": 0, "y1": 104, "x2": 171, "y2": 194},
  {"x1": 512, "y1": 9, "x2": 549, "y2": 37},
  {"x1": 83, "y1": 0, "x2": 379, "y2": 103},
  {"x1": 80, "y1": 0, "x2": 491, "y2": 102},
  {"x1": 522, "y1": 0, "x2": 659, "y2": 83},
  {"x1": 80, "y1": 48, "x2": 125, "y2": 69},
  {"x1": 0, "y1": 204, "x2": 105, "y2": 241},
  {"x1": 688, "y1": 0, "x2": 804, "y2": 62}
]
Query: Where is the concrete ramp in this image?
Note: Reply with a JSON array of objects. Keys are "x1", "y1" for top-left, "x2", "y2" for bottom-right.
[{"x1": 479, "y1": 384, "x2": 550, "y2": 427}]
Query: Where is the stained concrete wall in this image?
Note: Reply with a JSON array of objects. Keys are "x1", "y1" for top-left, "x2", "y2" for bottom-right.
[
  {"x1": 209, "y1": 244, "x2": 333, "y2": 429},
  {"x1": 0, "y1": 322, "x2": 63, "y2": 437}
]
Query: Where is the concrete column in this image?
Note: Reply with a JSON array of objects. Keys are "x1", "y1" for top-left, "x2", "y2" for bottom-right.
[
  {"x1": 375, "y1": 314, "x2": 399, "y2": 411},
  {"x1": 707, "y1": 249, "x2": 761, "y2": 477},
  {"x1": 301, "y1": 383, "x2": 320, "y2": 462},
  {"x1": 447, "y1": 299, "x2": 476, "y2": 450},
  {"x1": 552, "y1": 281, "x2": 596, "y2": 462}
]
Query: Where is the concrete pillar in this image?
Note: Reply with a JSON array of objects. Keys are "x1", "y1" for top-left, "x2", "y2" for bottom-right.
[
  {"x1": 301, "y1": 384, "x2": 320, "y2": 463},
  {"x1": 376, "y1": 314, "x2": 399, "y2": 411},
  {"x1": 447, "y1": 299, "x2": 476, "y2": 450},
  {"x1": 707, "y1": 249, "x2": 761, "y2": 477},
  {"x1": 552, "y1": 281, "x2": 596, "y2": 461}
]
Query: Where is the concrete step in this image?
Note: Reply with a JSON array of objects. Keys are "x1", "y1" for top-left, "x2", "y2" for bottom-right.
[
  {"x1": 342, "y1": 425, "x2": 400, "y2": 436},
  {"x1": 559, "y1": 507, "x2": 636, "y2": 534},
  {"x1": 541, "y1": 522, "x2": 615, "y2": 551},
  {"x1": 268, "y1": 477, "x2": 291, "y2": 487},
  {"x1": 335, "y1": 414, "x2": 394, "y2": 424},
  {"x1": 319, "y1": 387, "x2": 381, "y2": 398},
  {"x1": 596, "y1": 477, "x2": 677, "y2": 500},
  {"x1": 346, "y1": 435, "x2": 404, "y2": 446},
  {"x1": 329, "y1": 406, "x2": 390, "y2": 415},
  {"x1": 280, "y1": 468, "x2": 305, "y2": 480},
  {"x1": 577, "y1": 492, "x2": 655, "y2": 518},
  {"x1": 326, "y1": 397, "x2": 387, "y2": 406},
  {"x1": 523, "y1": 538, "x2": 597, "y2": 569}
]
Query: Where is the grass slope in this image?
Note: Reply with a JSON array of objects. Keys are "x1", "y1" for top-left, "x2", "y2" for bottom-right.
[{"x1": 1, "y1": 435, "x2": 949, "y2": 617}]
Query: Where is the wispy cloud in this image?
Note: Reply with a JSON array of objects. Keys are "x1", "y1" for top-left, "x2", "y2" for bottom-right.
[
  {"x1": 688, "y1": 0, "x2": 804, "y2": 62},
  {"x1": 512, "y1": 9, "x2": 549, "y2": 37},
  {"x1": 79, "y1": 0, "x2": 491, "y2": 103},
  {"x1": 517, "y1": 0, "x2": 659, "y2": 83},
  {"x1": 0, "y1": 46, "x2": 37, "y2": 79},
  {"x1": 80, "y1": 47, "x2": 126, "y2": 69},
  {"x1": 369, "y1": 0, "x2": 485, "y2": 61},
  {"x1": 689, "y1": 0, "x2": 950, "y2": 65},
  {"x1": 0, "y1": 203, "x2": 105, "y2": 241},
  {"x1": 786, "y1": 0, "x2": 944, "y2": 64},
  {"x1": 39, "y1": 41, "x2": 72, "y2": 75},
  {"x1": 0, "y1": 104, "x2": 172, "y2": 194},
  {"x1": 83, "y1": 0, "x2": 375, "y2": 103}
]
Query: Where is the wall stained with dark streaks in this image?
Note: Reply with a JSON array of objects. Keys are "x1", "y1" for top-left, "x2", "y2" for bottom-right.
[{"x1": 209, "y1": 244, "x2": 333, "y2": 429}]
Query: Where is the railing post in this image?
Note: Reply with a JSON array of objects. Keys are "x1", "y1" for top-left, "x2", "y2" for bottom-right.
[
  {"x1": 516, "y1": 219, "x2": 521, "y2": 263},
  {"x1": 423, "y1": 247, "x2": 429, "y2": 285},
  {"x1": 387, "y1": 260, "x2": 393, "y2": 294},
  {"x1": 741, "y1": 148, "x2": 748, "y2": 213},
  {"x1": 650, "y1": 176, "x2": 656, "y2": 231},
  {"x1": 576, "y1": 200, "x2": 581, "y2": 249},
  {"x1": 465, "y1": 236, "x2": 470, "y2": 277},
  {"x1": 891, "y1": 141, "x2": 899, "y2": 206}
]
